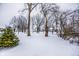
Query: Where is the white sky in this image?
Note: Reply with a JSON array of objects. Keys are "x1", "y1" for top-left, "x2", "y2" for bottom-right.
[
  {"x1": 0, "y1": 3, "x2": 24, "y2": 27},
  {"x1": 0, "y1": 3, "x2": 78, "y2": 27},
  {"x1": 57, "y1": 3, "x2": 78, "y2": 11}
]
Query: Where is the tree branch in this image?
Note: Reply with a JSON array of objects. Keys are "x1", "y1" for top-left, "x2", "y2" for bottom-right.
[{"x1": 31, "y1": 4, "x2": 38, "y2": 11}]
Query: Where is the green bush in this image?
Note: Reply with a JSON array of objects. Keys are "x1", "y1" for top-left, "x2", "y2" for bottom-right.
[{"x1": 0, "y1": 27, "x2": 19, "y2": 47}]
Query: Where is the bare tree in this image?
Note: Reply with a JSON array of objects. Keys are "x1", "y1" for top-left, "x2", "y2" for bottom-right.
[
  {"x1": 10, "y1": 15, "x2": 27, "y2": 33},
  {"x1": 22, "y1": 3, "x2": 38, "y2": 36},
  {"x1": 49, "y1": 5, "x2": 59, "y2": 33},
  {"x1": 32, "y1": 14, "x2": 44, "y2": 33},
  {"x1": 40, "y1": 3, "x2": 59, "y2": 37},
  {"x1": 57, "y1": 9, "x2": 78, "y2": 38},
  {"x1": 41, "y1": 4, "x2": 50, "y2": 37},
  {"x1": 57, "y1": 10, "x2": 73, "y2": 37}
]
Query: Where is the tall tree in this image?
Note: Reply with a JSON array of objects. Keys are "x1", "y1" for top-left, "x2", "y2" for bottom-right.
[
  {"x1": 58, "y1": 10, "x2": 75, "y2": 37},
  {"x1": 40, "y1": 3, "x2": 58, "y2": 37},
  {"x1": 22, "y1": 3, "x2": 38, "y2": 36},
  {"x1": 49, "y1": 5, "x2": 59, "y2": 33},
  {"x1": 41, "y1": 4, "x2": 50, "y2": 37}
]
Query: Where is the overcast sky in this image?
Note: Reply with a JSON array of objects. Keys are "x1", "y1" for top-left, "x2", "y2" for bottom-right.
[
  {"x1": 57, "y1": 3, "x2": 78, "y2": 11},
  {"x1": 0, "y1": 3, "x2": 78, "y2": 27}
]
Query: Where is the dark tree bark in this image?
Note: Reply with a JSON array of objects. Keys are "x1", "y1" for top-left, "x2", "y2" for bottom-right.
[
  {"x1": 45, "y1": 16, "x2": 48, "y2": 37},
  {"x1": 26, "y1": 3, "x2": 38, "y2": 36},
  {"x1": 37, "y1": 27, "x2": 39, "y2": 33},
  {"x1": 27, "y1": 8, "x2": 31, "y2": 36}
]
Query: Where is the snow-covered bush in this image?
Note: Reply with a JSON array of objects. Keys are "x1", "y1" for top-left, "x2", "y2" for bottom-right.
[
  {"x1": 59, "y1": 25, "x2": 79, "y2": 44},
  {"x1": 0, "y1": 26, "x2": 19, "y2": 47},
  {"x1": 69, "y1": 37, "x2": 79, "y2": 44}
]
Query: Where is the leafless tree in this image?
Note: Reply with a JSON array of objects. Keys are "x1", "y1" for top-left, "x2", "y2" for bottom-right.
[
  {"x1": 40, "y1": 3, "x2": 58, "y2": 37},
  {"x1": 49, "y1": 5, "x2": 59, "y2": 33},
  {"x1": 10, "y1": 15, "x2": 27, "y2": 33},
  {"x1": 22, "y1": 3, "x2": 38, "y2": 36},
  {"x1": 32, "y1": 14, "x2": 44, "y2": 33}
]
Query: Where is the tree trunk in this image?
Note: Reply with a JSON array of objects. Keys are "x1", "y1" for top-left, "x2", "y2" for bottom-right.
[
  {"x1": 60, "y1": 18, "x2": 63, "y2": 37},
  {"x1": 52, "y1": 25, "x2": 54, "y2": 34},
  {"x1": 27, "y1": 4, "x2": 31, "y2": 36},
  {"x1": 45, "y1": 16, "x2": 48, "y2": 37},
  {"x1": 37, "y1": 27, "x2": 40, "y2": 33},
  {"x1": 72, "y1": 15, "x2": 74, "y2": 29},
  {"x1": 56, "y1": 18, "x2": 58, "y2": 33}
]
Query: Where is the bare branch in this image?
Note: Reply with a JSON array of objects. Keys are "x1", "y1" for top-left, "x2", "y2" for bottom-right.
[{"x1": 31, "y1": 3, "x2": 38, "y2": 11}]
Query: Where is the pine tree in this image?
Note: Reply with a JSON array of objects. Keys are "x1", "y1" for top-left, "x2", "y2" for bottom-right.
[{"x1": 0, "y1": 26, "x2": 19, "y2": 47}]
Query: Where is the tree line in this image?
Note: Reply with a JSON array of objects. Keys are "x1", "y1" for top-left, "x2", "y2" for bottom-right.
[{"x1": 10, "y1": 3, "x2": 79, "y2": 39}]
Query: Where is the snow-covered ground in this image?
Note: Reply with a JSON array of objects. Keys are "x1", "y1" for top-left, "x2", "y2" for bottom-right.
[{"x1": 0, "y1": 32, "x2": 79, "y2": 56}]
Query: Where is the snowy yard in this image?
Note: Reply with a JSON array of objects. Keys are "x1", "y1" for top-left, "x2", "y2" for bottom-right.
[{"x1": 0, "y1": 32, "x2": 79, "y2": 56}]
